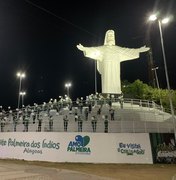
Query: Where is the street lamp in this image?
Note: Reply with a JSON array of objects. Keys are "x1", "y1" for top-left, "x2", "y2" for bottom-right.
[
  {"x1": 151, "y1": 67, "x2": 159, "y2": 89},
  {"x1": 149, "y1": 14, "x2": 175, "y2": 137},
  {"x1": 20, "y1": 91, "x2": 26, "y2": 108},
  {"x1": 65, "y1": 82, "x2": 72, "y2": 97},
  {"x1": 151, "y1": 67, "x2": 163, "y2": 108},
  {"x1": 16, "y1": 72, "x2": 26, "y2": 109}
]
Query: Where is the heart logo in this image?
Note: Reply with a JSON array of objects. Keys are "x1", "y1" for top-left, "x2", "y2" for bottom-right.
[{"x1": 83, "y1": 136, "x2": 90, "y2": 147}]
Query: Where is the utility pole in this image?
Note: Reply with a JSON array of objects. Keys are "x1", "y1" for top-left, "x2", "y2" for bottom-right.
[
  {"x1": 148, "y1": 48, "x2": 155, "y2": 87},
  {"x1": 145, "y1": 33, "x2": 155, "y2": 87}
]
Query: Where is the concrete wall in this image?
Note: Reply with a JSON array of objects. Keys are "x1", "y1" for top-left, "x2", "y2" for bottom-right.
[{"x1": 0, "y1": 132, "x2": 153, "y2": 164}]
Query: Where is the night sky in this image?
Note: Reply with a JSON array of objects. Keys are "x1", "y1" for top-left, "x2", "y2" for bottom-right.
[{"x1": 0, "y1": 0, "x2": 175, "y2": 109}]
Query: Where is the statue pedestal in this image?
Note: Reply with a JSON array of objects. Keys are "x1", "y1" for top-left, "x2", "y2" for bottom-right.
[{"x1": 101, "y1": 93, "x2": 123, "y2": 99}]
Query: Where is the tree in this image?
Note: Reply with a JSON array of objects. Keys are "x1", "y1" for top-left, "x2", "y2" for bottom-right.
[
  {"x1": 122, "y1": 79, "x2": 152, "y2": 99},
  {"x1": 122, "y1": 79, "x2": 176, "y2": 112}
]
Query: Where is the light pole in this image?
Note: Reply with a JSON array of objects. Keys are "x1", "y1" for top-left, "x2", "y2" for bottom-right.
[
  {"x1": 65, "y1": 82, "x2": 72, "y2": 97},
  {"x1": 16, "y1": 72, "x2": 26, "y2": 109},
  {"x1": 20, "y1": 91, "x2": 26, "y2": 108},
  {"x1": 149, "y1": 14, "x2": 175, "y2": 138},
  {"x1": 151, "y1": 67, "x2": 159, "y2": 89},
  {"x1": 151, "y1": 67, "x2": 163, "y2": 108},
  {"x1": 95, "y1": 61, "x2": 97, "y2": 94}
]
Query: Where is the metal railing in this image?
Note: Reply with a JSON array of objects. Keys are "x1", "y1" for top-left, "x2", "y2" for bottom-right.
[{"x1": 0, "y1": 97, "x2": 173, "y2": 133}]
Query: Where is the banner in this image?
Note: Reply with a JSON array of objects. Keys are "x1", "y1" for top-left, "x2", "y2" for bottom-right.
[
  {"x1": 150, "y1": 133, "x2": 176, "y2": 164},
  {"x1": 0, "y1": 132, "x2": 153, "y2": 164}
]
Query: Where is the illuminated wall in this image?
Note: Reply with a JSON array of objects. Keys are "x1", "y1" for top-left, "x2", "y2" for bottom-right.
[{"x1": 0, "y1": 132, "x2": 153, "y2": 164}]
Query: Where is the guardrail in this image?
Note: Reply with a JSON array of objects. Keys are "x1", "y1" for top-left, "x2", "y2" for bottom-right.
[{"x1": 0, "y1": 97, "x2": 173, "y2": 133}]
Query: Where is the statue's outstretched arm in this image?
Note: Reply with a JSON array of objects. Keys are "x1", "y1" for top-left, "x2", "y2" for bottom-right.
[
  {"x1": 118, "y1": 45, "x2": 150, "y2": 62},
  {"x1": 77, "y1": 43, "x2": 85, "y2": 51},
  {"x1": 139, "y1": 45, "x2": 150, "y2": 53},
  {"x1": 76, "y1": 43, "x2": 103, "y2": 61}
]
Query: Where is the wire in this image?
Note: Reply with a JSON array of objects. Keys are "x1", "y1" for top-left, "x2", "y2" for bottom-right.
[{"x1": 25, "y1": 0, "x2": 96, "y2": 37}]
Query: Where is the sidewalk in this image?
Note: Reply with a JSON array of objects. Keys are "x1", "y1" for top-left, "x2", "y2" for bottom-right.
[{"x1": 0, "y1": 161, "x2": 114, "y2": 180}]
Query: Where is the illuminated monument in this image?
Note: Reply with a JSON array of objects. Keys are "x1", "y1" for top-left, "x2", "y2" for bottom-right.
[{"x1": 77, "y1": 30, "x2": 150, "y2": 95}]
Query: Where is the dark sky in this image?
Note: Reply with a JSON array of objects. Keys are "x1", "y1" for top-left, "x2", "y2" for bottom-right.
[{"x1": 0, "y1": 0, "x2": 175, "y2": 109}]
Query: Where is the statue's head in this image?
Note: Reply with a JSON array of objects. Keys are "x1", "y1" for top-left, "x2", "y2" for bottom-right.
[{"x1": 104, "y1": 30, "x2": 115, "y2": 46}]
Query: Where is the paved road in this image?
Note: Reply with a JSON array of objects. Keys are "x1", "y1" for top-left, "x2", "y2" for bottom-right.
[{"x1": 0, "y1": 162, "x2": 114, "y2": 180}]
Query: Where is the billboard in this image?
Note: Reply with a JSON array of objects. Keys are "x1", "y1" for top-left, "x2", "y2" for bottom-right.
[{"x1": 0, "y1": 132, "x2": 153, "y2": 164}]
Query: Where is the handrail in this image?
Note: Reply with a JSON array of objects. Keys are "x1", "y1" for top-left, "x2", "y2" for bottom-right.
[{"x1": 0, "y1": 97, "x2": 169, "y2": 117}]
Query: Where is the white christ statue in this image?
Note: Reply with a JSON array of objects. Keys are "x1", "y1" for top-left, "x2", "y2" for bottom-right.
[{"x1": 77, "y1": 29, "x2": 150, "y2": 94}]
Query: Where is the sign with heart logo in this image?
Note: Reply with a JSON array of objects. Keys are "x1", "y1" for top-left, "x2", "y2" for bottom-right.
[
  {"x1": 68, "y1": 135, "x2": 91, "y2": 154},
  {"x1": 75, "y1": 135, "x2": 90, "y2": 147}
]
